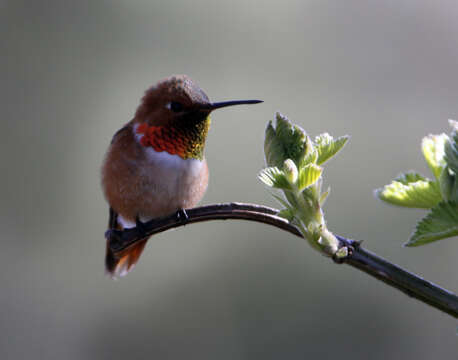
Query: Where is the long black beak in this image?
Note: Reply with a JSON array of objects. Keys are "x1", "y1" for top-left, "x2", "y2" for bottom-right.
[{"x1": 202, "y1": 99, "x2": 263, "y2": 111}]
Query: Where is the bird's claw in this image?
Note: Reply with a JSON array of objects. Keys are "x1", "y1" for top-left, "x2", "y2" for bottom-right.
[
  {"x1": 135, "y1": 215, "x2": 148, "y2": 237},
  {"x1": 176, "y1": 208, "x2": 189, "y2": 225}
]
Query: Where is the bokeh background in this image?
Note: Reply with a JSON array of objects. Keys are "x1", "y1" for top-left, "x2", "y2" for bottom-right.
[{"x1": 2, "y1": 1, "x2": 458, "y2": 359}]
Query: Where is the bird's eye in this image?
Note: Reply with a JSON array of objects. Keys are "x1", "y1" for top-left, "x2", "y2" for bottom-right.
[{"x1": 167, "y1": 101, "x2": 184, "y2": 113}]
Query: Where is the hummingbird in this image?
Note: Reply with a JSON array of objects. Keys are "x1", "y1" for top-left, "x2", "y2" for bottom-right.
[{"x1": 101, "y1": 75, "x2": 262, "y2": 277}]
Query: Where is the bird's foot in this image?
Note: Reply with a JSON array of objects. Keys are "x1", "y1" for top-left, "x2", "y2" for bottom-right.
[
  {"x1": 176, "y1": 208, "x2": 189, "y2": 225},
  {"x1": 135, "y1": 215, "x2": 149, "y2": 238}
]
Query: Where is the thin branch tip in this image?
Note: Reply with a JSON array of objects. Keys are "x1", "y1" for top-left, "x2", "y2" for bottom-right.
[{"x1": 107, "y1": 202, "x2": 458, "y2": 318}]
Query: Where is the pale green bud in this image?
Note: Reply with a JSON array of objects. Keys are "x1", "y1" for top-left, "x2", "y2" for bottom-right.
[{"x1": 283, "y1": 159, "x2": 298, "y2": 184}]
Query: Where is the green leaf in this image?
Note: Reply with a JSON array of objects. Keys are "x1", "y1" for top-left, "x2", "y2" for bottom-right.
[
  {"x1": 320, "y1": 187, "x2": 330, "y2": 206},
  {"x1": 422, "y1": 133, "x2": 447, "y2": 179},
  {"x1": 444, "y1": 120, "x2": 458, "y2": 174},
  {"x1": 271, "y1": 194, "x2": 301, "y2": 224},
  {"x1": 297, "y1": 164, "x2": 323, "y2": 191},
  {"x1": 439, "y1": 166, "x2": 458, "y2": 202},
  {"x1": 284, "y1": 191, "x2": 299, "y2": 209},
  {"x1": 406, "y1": 201, "x2": 458, "y2": 246},
  {"x1": 277, "y1": 208, "x2": 296, "y2": 221},
  {"x1": 271, "y1": 193, "x2": 290, "y2": 209},
  {"x1": 315, "y1": 133, "x2": 349, "y2": 165},
  {"x1": 300, "y1": 148, "x2": 318, "y2": 167},
  {"x1": 264, "y1": 113, "x2": 309, "y2": 168},
  {"x1": 375, "y1": 174, "x2": 441, "y2": 208},
  {"x1": 258, "y1": 167, "x2": 292, "y2": 190},
  {"x1": 394, "y1": 172, "x2": 427, "y2": 185}
]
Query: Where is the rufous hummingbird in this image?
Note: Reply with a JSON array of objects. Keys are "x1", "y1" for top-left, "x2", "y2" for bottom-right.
[{"x1": 101, "y1": 75, "x2": 262, "y2": 277}]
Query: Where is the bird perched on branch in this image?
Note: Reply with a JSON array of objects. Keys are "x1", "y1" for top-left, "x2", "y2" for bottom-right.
[{"x1": 101, "y1": 75, "x2": 262, "y2": 277}]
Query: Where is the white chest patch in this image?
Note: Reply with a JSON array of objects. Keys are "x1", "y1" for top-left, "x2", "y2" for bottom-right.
[
  {"x1": 117, "y1": 125, "x2": 207, "y2": 229},
  {"x1": 133, "y1": 123, "x2": 146, "y2": 145}
]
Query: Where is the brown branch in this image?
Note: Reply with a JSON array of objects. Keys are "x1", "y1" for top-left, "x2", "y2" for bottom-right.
[{"x1": 107, "y1": 202, "x2": 458, "y2": 318}]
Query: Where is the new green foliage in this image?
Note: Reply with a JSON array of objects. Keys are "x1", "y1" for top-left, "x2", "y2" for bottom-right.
[
  {"x1": 259, "y1": 112, "x2": 348, "y2": 255},
  {"x1": 297, "y1": 164, "x2": 322, "y2": 191},
  {"x1": 422, "y1": 134, "x2": 447, "y2": 180},
  {"x1": 444, "y1": 120, "x2": 458, "y2": 174},
  {"x1": 376, "y1": 120, "x2": 458, "y2": 246},
  {"x1": 264, "y1": 113, "x2": 309, "y2": 168},
  {"x1": 375, "y1": 172, "x2": 441, "y2": 209},
  {"x1": 407, "y1": 201, "x2": 458, "y2": 246},
  {"x1": 315, "y1": 133, "x2": 349, "y2": 166}
]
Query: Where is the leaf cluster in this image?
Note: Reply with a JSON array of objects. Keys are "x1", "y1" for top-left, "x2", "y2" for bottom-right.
[
  {"x1": 260, "y1": 112, "x2": 347, "y2": 197},
  {"x1": 375, "y1": 120, "x2": 458, "y2": 246},
  {"x1": 259, "y1": 113, "x2": 348, "y2": 252}
]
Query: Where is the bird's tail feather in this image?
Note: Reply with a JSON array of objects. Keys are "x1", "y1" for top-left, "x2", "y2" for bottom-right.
[
  {"x1": 105, "y1": 207, "x2": 148, "y2": 278},
  {"x1": 105, "y1": 237, "x2": 148, "y2": 278}
]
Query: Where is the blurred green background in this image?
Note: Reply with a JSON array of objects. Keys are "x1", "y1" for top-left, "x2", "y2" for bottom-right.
[{"x1": 1, "y1": 0, "x2": 458, "y2": 359}]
